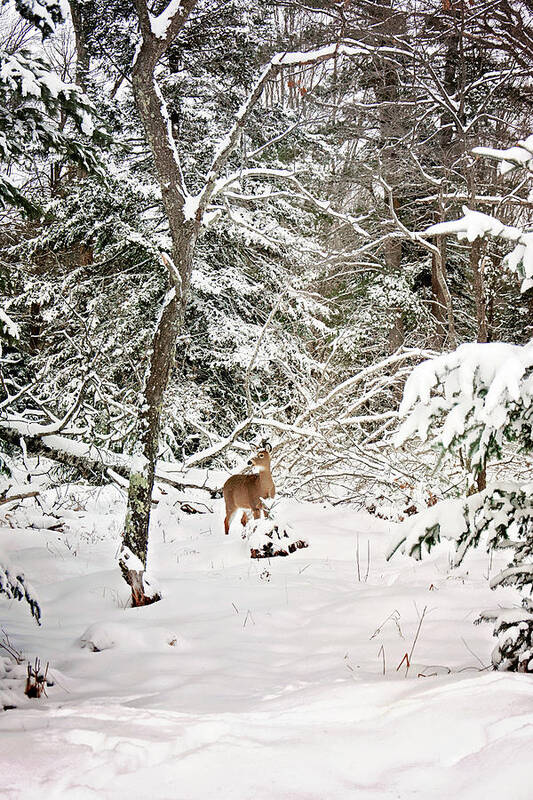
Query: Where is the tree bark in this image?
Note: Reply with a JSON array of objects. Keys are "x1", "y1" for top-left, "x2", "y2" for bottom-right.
[
  {"x1": 471, "y1": 240, "x2": 488, "y2": 343},
  {"x1": 69, "y1": 0, "x2": 90, "y2": 90},
  {"x1": 120, "y1": 288, "x2": 185, "y2": 605},
  {"x1": 432, "y1": 244, "x2": 456, "y2": 349},
  {"x1": 119, "y1": 0, "x2": 200, "y2": 605},
  {"x1": 365, "y1": 0, "x2": 407, "y2": 350},
  {"x1": 431, "y1": 235, "x2": 449, "y2": 347}
]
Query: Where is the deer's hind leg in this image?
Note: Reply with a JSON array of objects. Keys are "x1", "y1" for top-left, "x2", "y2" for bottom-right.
[{"x1": 224, "y1": 498, "x2": 239, "y2": 535}]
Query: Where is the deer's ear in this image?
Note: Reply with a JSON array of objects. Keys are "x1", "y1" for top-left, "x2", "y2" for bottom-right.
[{"x1": 264, "y1": 442, "x2": 272, "y2": 452}]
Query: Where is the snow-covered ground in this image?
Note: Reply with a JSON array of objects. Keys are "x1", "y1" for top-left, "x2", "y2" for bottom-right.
[{"x1": 1, "y1": 481, "x2": 532, "y2": 799}]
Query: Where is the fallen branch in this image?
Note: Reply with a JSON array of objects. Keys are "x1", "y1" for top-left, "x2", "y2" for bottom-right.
[
  {"x1": 0, "y1": 490, "x2": 40, "y2": 506},
  {"x1": 0, "y1": 420, "x2": 223, "y2": 496}
]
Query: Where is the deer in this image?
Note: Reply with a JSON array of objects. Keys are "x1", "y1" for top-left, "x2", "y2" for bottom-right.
[{"x1": 223, "y1": 440, "x2": 275, "y2": 535}]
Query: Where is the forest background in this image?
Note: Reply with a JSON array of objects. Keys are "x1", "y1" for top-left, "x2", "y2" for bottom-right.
[{"x1": 1, "y1": 0, "x2": 533, "y2": 609}]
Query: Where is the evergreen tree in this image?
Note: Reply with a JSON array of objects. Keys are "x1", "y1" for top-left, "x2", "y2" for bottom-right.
[{"x1": 391, "y1": 135, "x2": 533, "y2": 672}]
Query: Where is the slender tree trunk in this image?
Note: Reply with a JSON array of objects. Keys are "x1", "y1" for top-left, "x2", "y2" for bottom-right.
[
  {"x1": 69, "y1": 0, "x2": 90, "y2": 91},
  {"x1": 431, "y1": 182, "x2": 456, "y2": 348},
  {"x1": 119, "y1": 3, "x2": 200, "y2": 605},
  {"x1": 471, "y1": 240, "x2": 488, "y2": 343},
  {"x1": 365, "y1": 0, "x2": 407, "y2": 351},
  {"x1": 431, "y1": 235, "x2": 448, "y2": 348},
  {"x1": 120, "y1": 288, "x2": 185, "y2": 605},
  {"x1": 433, "y1": 246, "x2": 456, "y2": 348},
  {"x1": 428, "y1": 29, "x2": 461, "y2": 349}
]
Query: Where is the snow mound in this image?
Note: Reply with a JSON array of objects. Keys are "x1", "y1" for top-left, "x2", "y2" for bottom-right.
[
  {"x1": 80, "y1": 621, "x2": 143, "y2": 652},
  {"x1": 0, "y1": 657, "x2": 29, "y2": 711},
  {"x1": 245, "y1": 516, "x2": 308, "y2": 558}
]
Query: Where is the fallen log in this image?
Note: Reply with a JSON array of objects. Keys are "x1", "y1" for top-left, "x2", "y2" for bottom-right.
[
  {"x1": 0, "y1": 490, "x2": 40, "y2": 506},
  {"x1": 0, "y1": 420, "x2": 223, "y2": 497}
]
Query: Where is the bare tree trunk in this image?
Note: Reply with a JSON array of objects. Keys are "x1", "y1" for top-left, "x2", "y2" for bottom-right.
[
  {"x1": 367, "y1": 0, "x2": 407, "y2": 351},
  {"x1": 471, "y1": 240, "x2": 488, "y2": 343},
  {"x1": 431, "y1": 235, "x2": 448, "y2": 348},
  {"x1": 68, "y1": 0, "x2": 90, "y2": 90},
  {"x1": 433, "y1": 245, "x2": 456, "y2": 348},
  {"x1": 429, "y1": 28, "x2": 462, "y2": 349},
  {"x1": 388, "y1": 313, "x2": 405, "y2": 352},
  {"x1": 119, "y1": 0, "x2": 200, "y2": 605},
  {"x1": 120, "y1": 289, "x2": 184, "y2": 605}
]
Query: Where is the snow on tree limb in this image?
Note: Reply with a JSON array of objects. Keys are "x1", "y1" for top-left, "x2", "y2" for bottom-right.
[
  {"x1": 13, "y1": 0, "x2": 67, "y2": 37},
  {"x1": 0, "y1": 416, "x2": 227, "y2": 495},
  {"x1": 0, "y1": 47, "x2": 99, "y2": 212},
  {"x1": 425, "y1": 206, "x2": 533, "y2": 293},
  {"x1": 396, "y1": 341, "x2": 533, "y2": 462},
  {"x1": 296, "y1": 348, "x2": 435, "y2": 425},
  {"x1": 133, "y1": 0, "x2": 198, "y2": 64},
  {"x1": 131, "y1": 23, "x2": 420, "y2": 231},
  {"x1": 0, "y1": 48, "x2": 95, "y2": 134},
  {"x1": 490, "y1": 564, "x2": 533, "y2": 590},
  {"x1": 183, "y1": 417, "x2": 253, "y2": 468},
  {"x1": 271, "y1": 42, "x2": 411, "y2": 66},
  {"x1": 423, "y1": 135, "x2": 533, "y2": 293},
  {"x1": 425, "y1": 206, "x2": 523, "y2": 243},
  {"x1": 149, "y1": 0, "x2": 184, "y2": 39},
  {"x1": 0, "y1": 555, "x2": 41, "y2": 624},
  {"x1": 472, "y1": 134, "x2": 533, "y2": 174},
  {"x1": 195, "y1": 40, "x2": 411, "y2": 223}
]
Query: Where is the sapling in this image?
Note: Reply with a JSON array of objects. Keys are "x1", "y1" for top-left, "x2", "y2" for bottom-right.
[{"x1": 390, "y1": 134, "x2": 533, "y2": 673}]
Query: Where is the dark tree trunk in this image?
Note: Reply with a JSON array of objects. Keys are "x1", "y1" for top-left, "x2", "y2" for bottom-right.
[
  {"x1": 471, "y1": 239, "x2": 488, "y2": 343},
  {"x1": 388, "y1": 313, "x2": 405, "y2": 352},
  {"x1": 69, "y1": 1, "x2": 91, "y2": 91},
  {"x1": 476, "y1": 466, "x2": 487, "y2": 493},
  {"x1": 431, "y1": 235, "x2": 448, "y2": 348},
  {"x1": 364, "y1": 1, "x2": 408, "y2": 350},
  {"x1": 120, "y1": 290, "x2": 185, "y2": 605}
]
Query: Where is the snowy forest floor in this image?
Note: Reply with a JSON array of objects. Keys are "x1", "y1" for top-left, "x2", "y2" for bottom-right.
[{"x1": 0, "y1": 477, "x2": 532, "y2": 799}]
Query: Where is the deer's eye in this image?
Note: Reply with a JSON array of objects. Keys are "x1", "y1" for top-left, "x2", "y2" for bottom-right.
[{"x1": 259, "y1": 454, "x2": 264, "y2": 458}]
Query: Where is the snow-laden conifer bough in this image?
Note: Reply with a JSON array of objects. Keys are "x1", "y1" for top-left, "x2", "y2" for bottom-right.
[{"x1": 389, "y1": 134, "x2": 533, "y2": 673}]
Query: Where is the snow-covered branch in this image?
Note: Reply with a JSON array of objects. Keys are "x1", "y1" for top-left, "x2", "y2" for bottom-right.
[
  {"x1": 396, "y1": 341, "x2": 533, "y2": 471},
  {"x1": 212, "y1": 170, "x2": 370, "y2": 237},
  {"x1": 473, "y1": 135, "x2": 533, "y2": 175},
  {"x1": 195, "y1": 40, "x2": 413, "y2": 223},
  {"x1": 133, "y1": 0, "x2": 199, "y2": 65},
  {"x1": 183, "y1": 417, "x2": 253, "y2": 469},
  {"x1": 0, "y1": 555, "x2": 41, "y2": 624},
  {"x1": 296, "y1": 349, "x2": 434, "y2": 425},
  {"x1": 425, "y1": 206, "x2": 533, "y2": 293}
]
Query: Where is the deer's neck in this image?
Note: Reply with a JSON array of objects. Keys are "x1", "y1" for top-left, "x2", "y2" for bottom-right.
[{"x1": 256, "y1": 465, "x2": 272, "y2": 484}]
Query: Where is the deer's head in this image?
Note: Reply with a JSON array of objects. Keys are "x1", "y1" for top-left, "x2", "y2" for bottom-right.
[{"x1": 247, "y1": 441, "x2": 272, "y2": 470}]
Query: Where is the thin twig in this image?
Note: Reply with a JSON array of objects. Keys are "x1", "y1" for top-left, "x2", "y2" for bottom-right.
[{"x1": 407, "y1": 605, "x2": 428, "y2": 676}]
